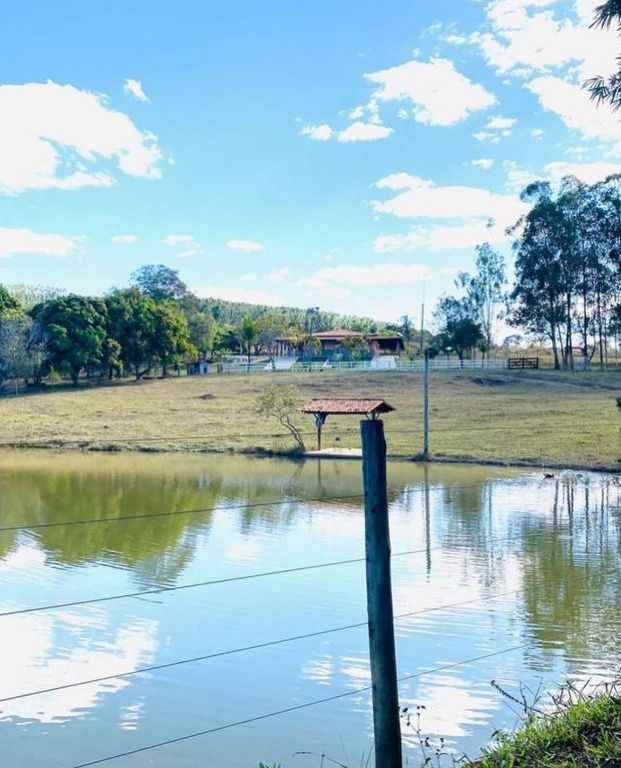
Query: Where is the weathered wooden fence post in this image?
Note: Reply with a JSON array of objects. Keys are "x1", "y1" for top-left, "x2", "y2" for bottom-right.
[{"x1": 361, "y1": 418, "x2": 402, "y2": 768}]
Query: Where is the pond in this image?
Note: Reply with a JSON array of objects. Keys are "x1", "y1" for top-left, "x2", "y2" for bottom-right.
[{"x1": 1, "y1": 451, "x2": 620, "y2": 768}]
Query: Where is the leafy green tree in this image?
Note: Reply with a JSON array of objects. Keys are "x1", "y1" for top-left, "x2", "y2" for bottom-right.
[
  {"x1": 130, "y1": 264, "x2": 190, "y2": 302},
  {"x1": 446, "y1": 318, "x2": 484, "y2": 366},
  {"x1": 434, "y1": 296, "x2": 484, "y2": 365},
  {"x1": 185, "y1": 310, "x2": 215, "y2": 358},
  {"x1": 105, "y1": 289, "x2": 159, "y2": 380},
  {"x1": 153, "y1": 302, "x2": 195, "y2": 376},
  {"x1": 0, "y1": 286, "x2": 20, "y2": 317},
  {"x1": 585, "y1": 1, "x2": 621, "y2": 111},
  {"x1": 31, "y1": 295, "x2": 107, "y2": 385}
]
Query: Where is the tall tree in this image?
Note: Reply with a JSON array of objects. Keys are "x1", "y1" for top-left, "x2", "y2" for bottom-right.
[
  {"x1": 509, "y1": 182, "x2": 567, "y2": 369},
  {"x1": 153, "y1": 302, "x2": 194, "y2": 376},
  {"x1": 31, "y1": 295, "x2": 107, "y2": 385},
  {"x1": 130, "y1": 264, "x2": 190, "y2": 302},
  {"x1": 239, "y1": 316, "x2": 258, "y2": 371},
  {"x1": 457, "y1": 243, "x2": 506, "y2": 360},
  {"x1": 433, "y1": 296, "x2": 484, "y2": 365},
  {"x1": 105, "y1": 289, "x2": 159, "y2": 380}
]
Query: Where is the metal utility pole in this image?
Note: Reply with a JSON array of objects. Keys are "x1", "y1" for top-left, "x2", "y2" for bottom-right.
[
  {"x1": 419, "y1": 299, "x2": 425, "y2": 358},
  {"x1": 423, "y1": 349, "x2": 430, "y2": 460},
  {"x1": 361, "y1": 419, "x2": 402, "y2": 768}
]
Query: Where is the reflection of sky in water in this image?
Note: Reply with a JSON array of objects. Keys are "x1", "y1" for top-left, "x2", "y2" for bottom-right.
[
  {"x1": 0, "y1": 609, "x2": 157, "y2": 723},
  {"x1": 0, "y1": 453, "x2": 620, "y2": 767}
]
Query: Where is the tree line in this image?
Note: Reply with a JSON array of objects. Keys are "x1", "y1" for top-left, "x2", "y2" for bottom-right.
[
  {"x1": 429, "y1": 175, "x2": 621, "y2": 370},
  {"x1": 2, "y1": 173, "x2": 621, "y2": 386},
  {"x1": 0, "y1": 266, "x2": 392, "y2": 386}
]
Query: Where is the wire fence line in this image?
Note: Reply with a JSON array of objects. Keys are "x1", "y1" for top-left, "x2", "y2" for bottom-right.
[
  {"x1": 1, "y1": 479, "x2": 521, "y2": 535},
  {"x1": 0, "y1": 588, "x2": 526, "y2": 705},
  {"x1": 66, "y1": 643, "x2": 528, "y2": 768},
  {"x1": 0, "y1": 527, "x2": 521, "y2": 618},
  {"x1": 4, "y1": 474, "x2": 606, "y2": 765}
]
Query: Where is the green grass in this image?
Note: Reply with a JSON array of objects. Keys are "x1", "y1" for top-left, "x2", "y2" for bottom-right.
[
  {"x1": 477, "y1": 690, "x2": 621, "y2": 767},
  {"x1": 1, "y1": 368, "x2": 620, "y2": 469}
]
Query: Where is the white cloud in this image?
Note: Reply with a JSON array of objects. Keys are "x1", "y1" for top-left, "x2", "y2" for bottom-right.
[
  {"x1": 163, "y1": 234, "x2": 194, "y2": 246},
  {"x1": 527, "y1": 75, "x2": 621, "y2": 147},
  {"x1": 299, "y1": 124, "x2": 334, "y2": 141},
  {"x1": 365, "y1": 57, "x2": 496, "y2": 126},
  {"x1": 372, "y1": 171, "x2": 527, "y2": 255},
  {"x1": 372, "y1": 174, "x2": 526, "y2": 222},
  {"x1": 176, "y1": 247, "x2": 202, "y2": 259},
  {"x1": 530, "y1": 128, "x2": 544, "y2": 140},
  {"x1": 311, "y1": 262, "x2": 432, "y2": 286},
  {"x1": 226, "y1": 239, "x2": 264, "y2": 252},
  {"x1": 193, "y1": 285, "x2": 284, "y2": 306},
  {"x1": 0, "y1": 81, "x2": 162, "y2": 195},
  {"x1": 266, "y1": 267, "x2": 291, "y2": 283},
  {"x1": 440, "y1": 265, "x2": 463, "y2": 277},
  {"x1": 471, "y1": 158, "x2": 494, "y2": 170},
  {"x1": 123, "y1": 78, "x2": 149, "y2": 103},
  {"x1": 486, "y1": 116, "x2": 517, "y2": 129},
  {"x1": 293, "y1": 277, "x2": 352, "y2": 299},
  {"x1": 473, "y1": 131, "x2": 501, "y2": 143},
  {"x1": 337, "y1": 121, "x2": 393, "y2": 142},
  {"x1": 0, "y1": 227, "x2": 78, "y2": 259},
  {"x1": 374, "y1": 220, "x2": 509, "y2": 253},
  {"x1": 543, "y1": 160, "x2": 621, "y2": 184},
  {"x1": 111, "y1": 234, "x2": 139, "y2": 244},
  {"x1": 373, "y1": 173, "x2": 434, "y2": 191},
  {"x1": 503, "y1": 160, "x2": 539, "y2": 192},
  {"x1": 472, "y1": 0, "x2": 617, "y2": 80}
]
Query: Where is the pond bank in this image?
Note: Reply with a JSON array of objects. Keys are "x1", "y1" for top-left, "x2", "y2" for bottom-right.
[{"x1": 1, "y1": 439, "x2": 620, "y2": 474}]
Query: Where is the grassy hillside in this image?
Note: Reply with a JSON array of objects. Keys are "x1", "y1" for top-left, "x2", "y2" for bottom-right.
[{"x1": 0, "y1": 368, "x2": 619, "y2": 469}]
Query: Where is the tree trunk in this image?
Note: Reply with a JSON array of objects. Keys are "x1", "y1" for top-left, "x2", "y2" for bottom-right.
[{"x1": 550, "y1": 321, "x2": 560, "y2": 370}]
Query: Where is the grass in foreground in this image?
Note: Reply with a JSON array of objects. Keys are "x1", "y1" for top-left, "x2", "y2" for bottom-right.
[
  {"x1": 477, "y1": 687, "x2": 621, "y2": 767},
  {"x1": 1, "y1": 368, "x2": 620, "y2": 469},
  {"x1": 257, "y1": 686, "x2": 621, "y2": 767}
]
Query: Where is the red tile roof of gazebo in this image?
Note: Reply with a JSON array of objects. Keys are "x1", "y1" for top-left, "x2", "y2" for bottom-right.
[{"x1": 300, "y1": 398, "x2": 394, "y2": 415}]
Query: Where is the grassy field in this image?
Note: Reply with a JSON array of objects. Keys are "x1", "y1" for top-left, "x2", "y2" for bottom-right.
[{"x1": 1, "y1": 368, "x2": 620, "y2": 469}]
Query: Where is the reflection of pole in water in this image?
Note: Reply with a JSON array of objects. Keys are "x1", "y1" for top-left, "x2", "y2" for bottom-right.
[
  {"x1": 424, "y1": 463, "x2": 431, "y2": 576},
  {"x1": 584, "y1": 485, "x2": 590, "y2": 555}
]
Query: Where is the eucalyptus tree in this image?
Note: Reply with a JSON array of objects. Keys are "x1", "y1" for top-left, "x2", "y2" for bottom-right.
[
  {"x1": 456, "y1": 243, "x2": 506, "y2": 360},
  {"x1": 510, "y1": 182, "x2": 568, "y2": 369}
]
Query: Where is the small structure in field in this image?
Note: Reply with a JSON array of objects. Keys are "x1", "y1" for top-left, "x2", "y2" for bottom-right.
[{"x1": 300, "y1": 398, "x2": 395, "y2": 451}]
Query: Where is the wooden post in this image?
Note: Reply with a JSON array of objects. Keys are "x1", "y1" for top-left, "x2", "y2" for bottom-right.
[
  {"x1": 423, "y1": 349, "x2": 430, "y2": 460},
  {"x1": 361, "y1": 419, "x2": 402, "y2": 768}
]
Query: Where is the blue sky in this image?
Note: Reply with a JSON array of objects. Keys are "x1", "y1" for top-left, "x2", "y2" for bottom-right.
[{"x1": 1, "y1": 0, "x2": 619, "y2": 321}]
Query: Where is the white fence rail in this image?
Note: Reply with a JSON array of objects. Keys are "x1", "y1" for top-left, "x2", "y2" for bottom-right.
[{"x1": 219, "y1": 357, "x2": 510, "y2": 375}]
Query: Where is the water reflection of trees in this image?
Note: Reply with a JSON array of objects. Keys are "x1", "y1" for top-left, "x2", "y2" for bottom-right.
[
  {"x1": 0, "y1": 457, "x2": 364, "y2": 586},
  {"x1": 410, "y1": 473, "x2": 621, "y2": 663},
  {"x1": 517, "y1": 478, "x2": 621, "y2": 663}
]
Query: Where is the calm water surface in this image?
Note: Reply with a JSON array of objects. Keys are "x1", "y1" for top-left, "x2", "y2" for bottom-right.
[{"x1": 1, "y1": 451, "x2": 620, "y2": 767}]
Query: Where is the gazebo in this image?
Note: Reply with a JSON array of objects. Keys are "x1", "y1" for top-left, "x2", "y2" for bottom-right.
[{"x1": 300, "y1": 398, "x2": 395, "y2": 450}]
